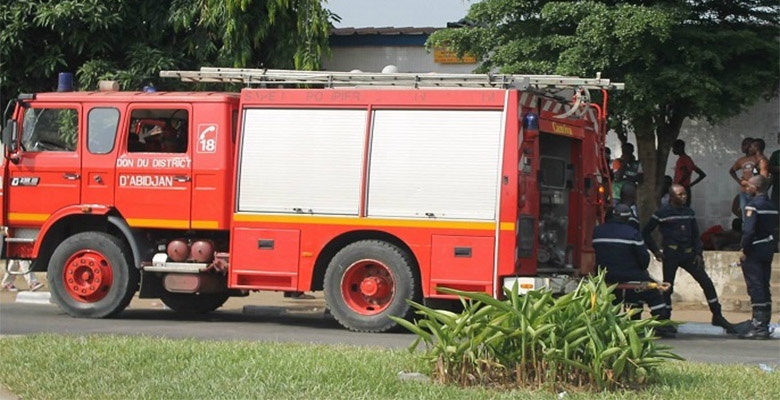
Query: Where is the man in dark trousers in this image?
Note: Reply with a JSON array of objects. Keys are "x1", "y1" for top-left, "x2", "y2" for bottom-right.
[
  {"x1": 738, "y1": 175, "x2": 779, "y2": 339},
  {"x1": 642, "y1": 184, "x2": 737, "y2": 333},
  {"x1": 593, "y1": 204, "x2": 674, "y2": 337}
]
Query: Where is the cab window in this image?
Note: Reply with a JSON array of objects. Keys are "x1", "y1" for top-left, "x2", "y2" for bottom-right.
[
  {"x1": 21, "y1": 108, "x2": 78, "y2": 152},
  {"x1": 128, "y1": 109, "x2": 188, "y2": 153},
  {"x1": 88, "y1": 108, "x2": 119, "y2": 154}
]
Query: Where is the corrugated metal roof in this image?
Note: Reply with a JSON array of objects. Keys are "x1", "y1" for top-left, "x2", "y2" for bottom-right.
[{"x1": 331, "y1": 27, "x2": 440, "y2": 36}]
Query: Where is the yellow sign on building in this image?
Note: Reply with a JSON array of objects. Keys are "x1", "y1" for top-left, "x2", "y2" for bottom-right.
[{"x1": 433, "y1": 48, "x2": 477, "y2": 64}]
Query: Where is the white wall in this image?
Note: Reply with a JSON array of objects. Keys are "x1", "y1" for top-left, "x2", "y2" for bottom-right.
[
  {"x1": 323, "y1": 46, "x2": 476, "y2": 74},
  {"x1": 680, "y1": 98, "x2": 779, "y2": 230},
  {"x1": 648, "y1": 250, "x2": 780, "y2": 312}
]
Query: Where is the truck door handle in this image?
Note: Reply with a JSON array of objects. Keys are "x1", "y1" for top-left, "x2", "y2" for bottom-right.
[
  {"x1": 454, "y1": 247, "x2": 472, "y2": 257},
  {"x1": 63, "y1": 173, "x2": 80, "y2": 180},
  {"x1": 173, "y1": 175, "x2": 191, "y2": 182}
]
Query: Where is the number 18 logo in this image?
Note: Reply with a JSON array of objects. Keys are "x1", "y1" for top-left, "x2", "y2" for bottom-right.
[{"x1": 197, "y1": 124, "x2": 218, "y2": 153}]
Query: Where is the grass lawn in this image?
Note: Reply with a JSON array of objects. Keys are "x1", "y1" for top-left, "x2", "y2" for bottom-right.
[{"x1": 0, "y1": 334, "x2": 777, "y2": 399}]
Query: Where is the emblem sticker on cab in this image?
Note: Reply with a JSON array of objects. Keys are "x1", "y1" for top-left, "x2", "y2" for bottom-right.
[{"x1": 11, "y1": 177, "x2": 40, "y2": 186}]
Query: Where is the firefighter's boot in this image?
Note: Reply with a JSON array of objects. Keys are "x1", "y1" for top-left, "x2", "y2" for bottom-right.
[
  {"x1": 711, "y1": 314, "x2": 737, "y2": 334},
  {"x1": 709, "y1": 302, "x2": 737, "y2": 334},
  {"x1": 651, "y1": 308, "x2": 676, "y2": 338},
  {"x1": 738, "y1": 310, "x2": 771, "y2": 340},
  {"x1": 662, "y1": 307, "x2": 678, "y2": 333}
]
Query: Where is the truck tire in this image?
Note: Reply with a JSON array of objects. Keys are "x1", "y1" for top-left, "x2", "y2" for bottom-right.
[
  {"x1": 324, "y1": 240, "x2": 420, "y2": 333},
  {"x1": 159, "y1": 292, "x2": 229, "y2": 314},
  {"x1": 48, "y1": 232, "x2": 139, "y2": 318}
]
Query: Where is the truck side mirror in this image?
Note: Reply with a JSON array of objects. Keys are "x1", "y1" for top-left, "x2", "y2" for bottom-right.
[{"x1": 2, "y1": 119, "x2": 19, "y2": 158}]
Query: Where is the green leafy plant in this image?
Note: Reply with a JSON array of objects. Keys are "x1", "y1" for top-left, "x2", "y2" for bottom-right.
[{"x1": 392, "y1": 271, "x2": 682, "y2": 392}]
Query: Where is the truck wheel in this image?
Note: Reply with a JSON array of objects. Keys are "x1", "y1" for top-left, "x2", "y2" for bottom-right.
[
  {"x1": 48, "y1": 232, "x2": 139, "y2": 318},
  {"x1": 324, "y1": 240, "x2": 420, "y2": 333},
  {"x1": 159, "y1": 292, "x2": 229, "y2": 314}
]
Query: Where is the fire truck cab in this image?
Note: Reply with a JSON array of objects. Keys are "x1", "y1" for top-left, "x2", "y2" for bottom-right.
[{"x1": 1, "y1": 68, "x2": 622, "y2": 332}]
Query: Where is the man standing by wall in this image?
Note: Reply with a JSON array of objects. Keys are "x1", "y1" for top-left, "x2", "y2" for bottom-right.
[
  {"x1": 672, "y1": 139, "x2": 706, "y2": 207},
  {"x1": 642, "y1": 184, "x2": 736, "y2": 333},
  {"x1": 751, "y1": 138, "x2": 771, "y2": 179},
  {"x1": 738, "y1": 175, "x2": 778, "y2": 339},
  {"x1": 729, "y1": 138, "x2": 757, "y2": 221}
]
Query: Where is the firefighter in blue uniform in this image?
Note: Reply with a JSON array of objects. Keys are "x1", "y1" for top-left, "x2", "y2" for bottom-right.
[
  {"x1": 642, "y1": 184, "x2": 736, "y2": 333},
  {"x1": 739, "y1": 175, "x2": 779, "y2": 339},
  {"x1": 619, "y1": 182, "x2": 640, "y2": 230},
  {"x1": 605, "y1": 182, "x2": 640, "y2": 230},
  {"x1": 593, "y1": 204, "x2": 673, "y2": 336}
]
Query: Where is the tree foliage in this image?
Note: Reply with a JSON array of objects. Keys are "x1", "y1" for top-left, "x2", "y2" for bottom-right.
[
  {"x1": 429, "y1": 0, "x2": 779, "y2": 216},
  {"x1": 0, "y1": 0, "x2": 335, "y2": 104}
]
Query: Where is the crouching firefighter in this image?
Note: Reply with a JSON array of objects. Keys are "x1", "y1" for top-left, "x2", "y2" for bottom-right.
[
  {"x1": 739, "y1": 175, "x2": 779, "y2": 340},
  {"x1": 592, "y1": 204, "x2": 675, "y2": 338}
]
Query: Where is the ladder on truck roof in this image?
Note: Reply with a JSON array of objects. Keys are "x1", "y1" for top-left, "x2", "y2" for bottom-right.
[{"x1": 160, "y1": 67, "x2": 625, "y2": 91}]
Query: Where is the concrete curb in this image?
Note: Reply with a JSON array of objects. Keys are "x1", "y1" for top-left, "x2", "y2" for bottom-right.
[
  {"x1": 676, "y1": 322, "x2": 780, "y2": 339},
  {"x1": 13, "y1": 292, "x2": 52, "y2": 305},
  {"x1": 677, "y1": 322, "x2": 729, "y2": 336}
]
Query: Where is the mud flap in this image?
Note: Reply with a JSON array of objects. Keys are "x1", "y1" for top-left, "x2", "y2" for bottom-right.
[{"x1": 138, "y1": 270, "x2": 165, "y2": 298}]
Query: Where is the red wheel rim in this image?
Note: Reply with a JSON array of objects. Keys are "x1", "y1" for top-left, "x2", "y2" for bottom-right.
[
  {"x1": 62, "y1": 250, "x2": 113, "y2": 303},
  {"x1": 340, "y1": 259, "x2": 395, "y2": 315}
]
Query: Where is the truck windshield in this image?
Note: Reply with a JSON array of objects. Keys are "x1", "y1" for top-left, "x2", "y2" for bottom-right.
[{"x1": 22, "y1": 108, "x2": 78, "y2": 152}]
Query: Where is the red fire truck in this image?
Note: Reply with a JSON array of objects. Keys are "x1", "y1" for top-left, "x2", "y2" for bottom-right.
[{"x1": 0, "y1": 68, "x2": 622, "y2": 332}]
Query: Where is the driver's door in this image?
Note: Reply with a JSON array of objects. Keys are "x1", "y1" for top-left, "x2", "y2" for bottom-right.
[{"x1": 6, "y1": 104, "x2": 82, "y2": 227}]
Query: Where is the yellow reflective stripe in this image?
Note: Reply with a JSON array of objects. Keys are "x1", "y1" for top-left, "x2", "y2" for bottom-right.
[
  {"x1": 8, "y1": 213, "x2": 507, "y2": 233},
  {"x1": 234, "y1": 213, "x2": 515, "y2": 231},
  {"x1": 8, "y1": 213, "x2": 49, "y2": 223},
  {"x1": 192, "y1": 220, "x2": 219, "y2": 229},
  {"x1": 8, "y1": 214, "x2": 219, "y2": 230},
  {"x1": 127, "y1": 219, "x2": 189, "y2": 229}
]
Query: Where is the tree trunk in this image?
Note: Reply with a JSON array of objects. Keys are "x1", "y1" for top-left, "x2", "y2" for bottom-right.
[
  {"x1": 632, "y1": 109, "x2": 686, "y2": 226},
  {"x1": 633, "y1": 116, "x2": 660, "y2": 226}
]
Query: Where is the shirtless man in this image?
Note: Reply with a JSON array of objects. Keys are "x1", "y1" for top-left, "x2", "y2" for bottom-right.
[{"x1": 729, "y1": 138, "x2": 765, "y2": 220}]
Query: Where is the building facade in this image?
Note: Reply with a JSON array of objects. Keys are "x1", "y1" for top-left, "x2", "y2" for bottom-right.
[
  {"x1": 324, "y1": 27, "x2": 477, "y2": 74},
  {"x1": 324, "y1": 27, "x2": 780, "y2": 231}
]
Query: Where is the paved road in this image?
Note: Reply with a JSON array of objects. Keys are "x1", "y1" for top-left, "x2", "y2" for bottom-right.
[
  {"x1": 1, "y1": 295, "x2": 778, "y2": 366},
  {"x1": 0, "y1": 300, "x2": 413, "y2": 348}
]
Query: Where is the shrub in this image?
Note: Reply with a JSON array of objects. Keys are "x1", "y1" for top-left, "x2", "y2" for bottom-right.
[{"x1": 392, "y1": 271, "x2": 682, "y2": 392}]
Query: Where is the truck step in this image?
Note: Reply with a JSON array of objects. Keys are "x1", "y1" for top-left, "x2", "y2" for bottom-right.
[
  {"x1": 4, "y1": 237, "x2": 35, "y2": 243},
  {"x1": 143, "y1": 262, "x2": 210, "y2": 273}
]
